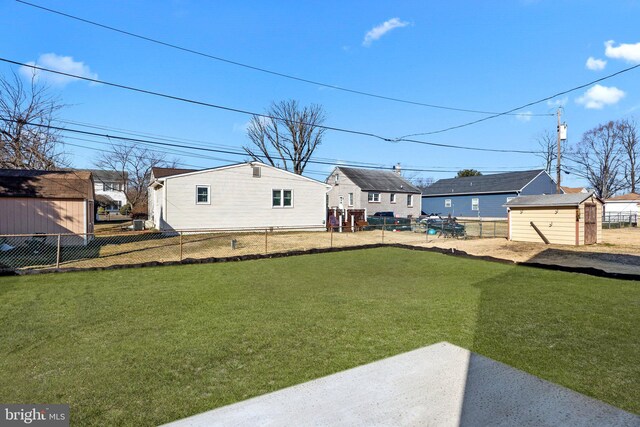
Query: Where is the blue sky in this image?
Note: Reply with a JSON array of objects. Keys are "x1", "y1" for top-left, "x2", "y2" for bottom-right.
[{"x1": 2, "y1": 0, "x2": 639, "y2": 186}]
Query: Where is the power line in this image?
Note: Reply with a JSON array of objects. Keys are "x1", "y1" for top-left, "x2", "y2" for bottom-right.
[
  {"x1": 0, "y1": 57, "x2": 539, "y2": 154},
  {"x1": 401, "y1": 63, "x2": 640, "y2": 138},
  {"x1": 15, "y1": 0, "x2": 553, "y2": 117},
  {"x1": 59, "y1": 118, "x2": 544, "y2": 170},
  {"x1": 1, "y1": 116, "x2": 542, "y2": 173}
]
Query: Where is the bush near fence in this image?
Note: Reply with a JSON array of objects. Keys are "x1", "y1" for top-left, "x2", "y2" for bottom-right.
[{"x1": 0, "y1": 219, "x2": 509, "y2": 274}]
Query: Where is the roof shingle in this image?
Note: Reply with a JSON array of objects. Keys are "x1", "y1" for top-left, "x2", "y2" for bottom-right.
[
  {"x1": 505, "y1": 192, "x2": 598, "y2": 207},
  {"x1": 335, "y1": 167, "x2": 420, "y2": 193},
  {"x1": 0, "y1": 169, "x2": 94, "y2": 199},
  {"x1": 422, "y1": 170, "x2": 546, "y2": 196}
]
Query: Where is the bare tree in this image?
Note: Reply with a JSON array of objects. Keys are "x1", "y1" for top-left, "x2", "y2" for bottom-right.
[
  {"x1": 533, "y1": 129, "x2": 564, "y2": 175},
  {"x1": 572, "y1": 121, "x2": 624, "y2": 199},
  {"x1": 243, "y1": 100, "x2": 326, "y2": 174},
  {"x1": 0, "y1": 71, "x2": 67, "y2": 169},
  {"x1": 408, "y1": 175, "x2": 434, "y2": 193},
  {"x1": 617, "y1": 118, "x2": 639, "y2": 193},
  {"x1": 95, "y1": 142, "x2": 177, "y2": 212}
]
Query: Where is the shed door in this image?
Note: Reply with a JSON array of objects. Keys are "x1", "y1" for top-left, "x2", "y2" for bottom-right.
[{"x1": 584, "y1": 203, "x2": 597, "y2": 245}]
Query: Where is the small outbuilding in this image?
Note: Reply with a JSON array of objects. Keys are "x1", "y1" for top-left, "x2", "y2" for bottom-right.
[
  {"x1": 505, "y1": 193, "x2": 603, "y2": 245},
  {"x1": 0, "y1": 169, "x2": 95, "y2": 242}
]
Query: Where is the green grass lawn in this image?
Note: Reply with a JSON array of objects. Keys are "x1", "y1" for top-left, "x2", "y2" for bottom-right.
[{"x1": 0, "y1": 248, "x2": 638, "y2": 425}]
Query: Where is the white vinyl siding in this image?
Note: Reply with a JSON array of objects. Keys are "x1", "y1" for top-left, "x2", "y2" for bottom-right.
[
  {"x1": 196, "y1": 185, "x2": 210, "y2": 204},
  {"x1": 158, "y1": 164, "x2": 327, "y2": 230}
]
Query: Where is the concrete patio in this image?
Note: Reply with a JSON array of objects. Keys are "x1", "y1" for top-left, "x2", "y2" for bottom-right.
[{"x1": 162, "y1": 342, "x2": 639, "y2": 426}]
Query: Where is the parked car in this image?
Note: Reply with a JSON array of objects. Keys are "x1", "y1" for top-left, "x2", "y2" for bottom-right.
[
  {"x1": 366, "y1": 215, "x2": 411, "y2": 231},
  {"x1": 373, "y1": 211, "x2": 394, "y2": 217}
]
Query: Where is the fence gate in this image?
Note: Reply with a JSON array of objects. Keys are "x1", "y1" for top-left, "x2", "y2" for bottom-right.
[{"x1": 584, "y1": 203, "x2": 597, "y2": 245}]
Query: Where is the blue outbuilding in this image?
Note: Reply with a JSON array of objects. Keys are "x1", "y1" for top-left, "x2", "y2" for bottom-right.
[{"x1": 421, "y1": 169, "x2": 560, "y2": 219}]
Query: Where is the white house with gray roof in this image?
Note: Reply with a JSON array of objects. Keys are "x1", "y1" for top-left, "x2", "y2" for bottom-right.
[
  {"x1": 148, "y1": 162, "x2": 330, "y2": 231},
  {"x1": 326, "y1": 166, "x2": 422, "y2": 218}
]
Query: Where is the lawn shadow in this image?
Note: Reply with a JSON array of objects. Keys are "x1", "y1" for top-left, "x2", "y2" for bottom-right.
[
  {"x1": 458, "y1": 266, "x2": 640, "y2": 422},
  {"x1": 523, "y1": 248, "x2": 640, "y2": 277}
]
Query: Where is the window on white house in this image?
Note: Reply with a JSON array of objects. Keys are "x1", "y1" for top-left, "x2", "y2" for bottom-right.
[
  {"x1": 334, "y1": 174, "x2": 339, "y2": 184},
  {"x1": 390, "y1": 193, "x2": 396, "y2": 203},
  {"x1": 407, "y1": 194, "x2": 413, "y2": 207},
  {"x1": 196, "y1": 185, "x2": 210, "y2": 204},
  {"x1": 273, "y1": 189, "x2": 293, "y2": 207},
  {"x1": 472, "y1": 198, "x2": 479, "y2": 211},
  {"x1": 348, "y1": 193, "x2": 354, "y2": 206},
  {"x1": 445, "y1": 199, "x2": 452, "y2": 208},
  {"x1": 252, "y1": 166, "x2": 261, "y2": 178},
  {"x1": 368, "y1": 192, "x2": 380, "y2": 203}
]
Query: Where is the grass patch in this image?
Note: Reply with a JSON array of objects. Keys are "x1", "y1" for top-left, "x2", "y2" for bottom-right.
[{"x1": 0, "y1": 248, "x2": 638, "y2": 425}]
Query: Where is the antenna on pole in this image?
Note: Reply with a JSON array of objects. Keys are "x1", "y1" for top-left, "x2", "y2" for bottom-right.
[{"x1": 556, "y1": 108, "x2": 567, "y2": 193}]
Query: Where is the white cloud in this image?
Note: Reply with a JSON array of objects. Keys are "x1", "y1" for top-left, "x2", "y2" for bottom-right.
[
  {"x1": 604, "y1": 40, "x2": 640, "y2": 63},
  {"x1": 19, "y1": 53, "x2": 98, "y2": 86},
  {"x1": 585, "y1": 56, "x2": 606, "y2": 71},
  {"x1": 575, "y1": 84, "x2": 625, "y2": 109},
  {"x1": 363, "y1": 18, "x2": 409, "y2": 47},
  {"x1": 515, "y1": 111, "x2": 533, "y2": 122},
  {"x1": 546, "y1": 97, "x2": 568, "y2": 107}
]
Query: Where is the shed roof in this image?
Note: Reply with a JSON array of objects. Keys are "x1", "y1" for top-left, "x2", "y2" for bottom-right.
[
  {"x1": 505, "y1": 192, "x2": 599, "y2": 208},
  {"x1": 0, "y1": 169, "x2": 94, "y2": 199},
  {"x1": 335, "y1": 167, "x2": 420, "y2": 193},
  {"x1": 606, "y1": 192, "x2": 640, "y2": 202},
  {"x1": 422, "y1": 169, "x2": 547, "y2": 196}
]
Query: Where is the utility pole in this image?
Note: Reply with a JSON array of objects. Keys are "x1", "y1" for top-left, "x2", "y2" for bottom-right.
[{"x1": 556, "y1": 108, "x2": 567, "y2": 194}]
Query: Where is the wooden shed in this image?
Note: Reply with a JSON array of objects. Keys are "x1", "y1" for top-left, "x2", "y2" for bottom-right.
[
  {"x1": 505, "y1": 193, "x2": 603, "y2": 245},
  {"x1": 0, "y1": 169, "x2": 95, "y2": 241}
]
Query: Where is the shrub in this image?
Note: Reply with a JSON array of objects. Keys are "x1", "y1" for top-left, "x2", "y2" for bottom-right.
[{"x1": 97, "y1": 206, "x2": 106, "y2": 215}]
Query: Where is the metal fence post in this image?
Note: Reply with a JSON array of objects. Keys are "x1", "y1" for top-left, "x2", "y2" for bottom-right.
[
  {"x1": 265, "y1": 229, "x2": 268, "y2": 254},
  {"x1": 479, "y1": 221, "x2": 483, "y2": 238},
  {"x1": 330, "y1": 226, "x2": 333, "y2": 248},
  {"x1": 179, "y1": 231, "x2": 183, "y2": 261},
  {"x1": 55, "y1": 234, "x2": 61, "y2": 268},
  {"x1": 382, "y1": 218, "x2": 386, "y2": 243},
  {"x1": 493, "y1": 221, "x2": 496, "y2": 237}
]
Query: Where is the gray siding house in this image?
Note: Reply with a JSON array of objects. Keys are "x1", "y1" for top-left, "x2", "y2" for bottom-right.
[
  {"x1": 326, "y1": 166, "x2": 422, "y2": 218},
  {"x1": 421, "y1": 170, "x2": 559, "y2": 219}
]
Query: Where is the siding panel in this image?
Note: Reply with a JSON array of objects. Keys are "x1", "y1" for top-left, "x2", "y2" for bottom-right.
[{"x1": 161, "y1": 164, "x2": 329, "y2": 230}]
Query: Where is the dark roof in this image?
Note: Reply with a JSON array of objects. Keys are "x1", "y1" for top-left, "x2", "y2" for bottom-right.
[
  {"x1": 87, "y1": 169, "x2": 127, "y2": 183},
  {"x1": 505, "y1": 192, "x2": 599, "y2": 207},
  {"x1": 335, "y1": 167, "x2": 420, "y2": 193},
  {"x1": 0, "y1": 169, "x2": 94, "y2": 199},
  {"x1": 422, "y1": 170, "x2": 546, "y2": 196},
  {"x1": 152, "y1": 167, "x2": 197, "y2": 179}
]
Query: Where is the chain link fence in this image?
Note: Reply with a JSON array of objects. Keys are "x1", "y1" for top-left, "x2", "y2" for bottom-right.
[
  {"x1": 602, "y1": 213, "x2": 637, "y2": 228},
  {"x1": 0, "y1": 219, "x2": 509, "y2": 274}
]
